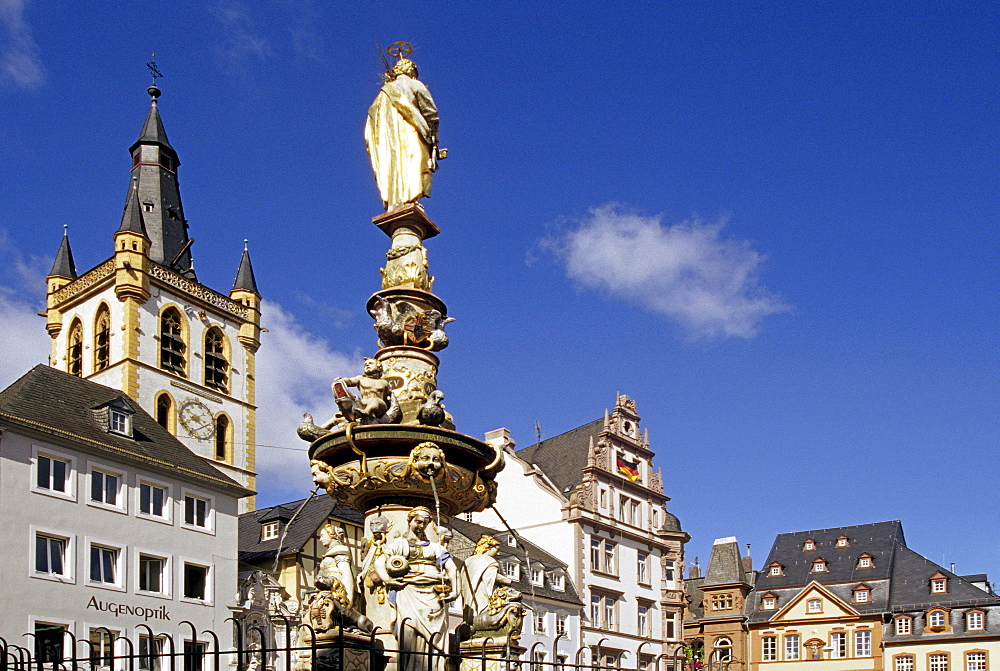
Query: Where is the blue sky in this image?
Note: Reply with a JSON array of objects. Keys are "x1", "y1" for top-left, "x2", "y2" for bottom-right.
[{"x1": 1, "y1": 2, "x2": 998, "y2": 581}]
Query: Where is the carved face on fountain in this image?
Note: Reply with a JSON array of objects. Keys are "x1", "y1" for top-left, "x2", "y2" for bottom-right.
[
  {"x1": 410, "y1": 442, "x2": 445, "y2": 478},
  {"x1": 363, "y1": 357, "x2": 383, "y2": 378},
  {"x1": 407, "y1": 507, "x2": 432, "y2": 539},
  {"x1": 310, "y1": 459, "x2": 331, "y2": 488}
]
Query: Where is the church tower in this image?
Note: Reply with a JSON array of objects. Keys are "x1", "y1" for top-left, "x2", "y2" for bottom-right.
[{"x1": 43, "y1": 81, "x2": 261, "y2": 510}]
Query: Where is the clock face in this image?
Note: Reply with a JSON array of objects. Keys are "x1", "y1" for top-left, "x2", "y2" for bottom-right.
[{"x1": 179, "y1": 398, "x2": 214, "y2": 440}]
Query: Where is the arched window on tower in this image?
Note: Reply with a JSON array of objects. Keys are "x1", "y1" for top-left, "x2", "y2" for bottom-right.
[
  {"x1": 215, "y1": 414, "x2": 231, "y2": 462},
  {"x1": 159, "y1": 308, "x2": 186, "y2": 376},
  {"x1": 204, "y1": 328, "x2": 229, "y2": 392},
  {"x1": 67, "y1": 319, "x2": 83, "y2": 377},
  {"x1": 94, "y1": 306, "x2": 111, "y2": 371},
  {"x1": 156, "y1": 393, "x2": 173, "y2": 433},
  {"x1": 712, "y1": 638, "x2": 733, "y2": 663}
]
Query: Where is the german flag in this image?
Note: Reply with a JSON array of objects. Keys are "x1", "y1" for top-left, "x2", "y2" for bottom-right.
[{"x1": 616, "y1": 455, "x2": 641, "y2": 481}]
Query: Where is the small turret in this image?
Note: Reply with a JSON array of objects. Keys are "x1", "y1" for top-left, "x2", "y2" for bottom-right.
[
  {"x1": 113, "y1": 177, "x2": 151, "y2": 303},
  {"x1": 45, "y1": 226, "x2": 77, "y2": 337},
  {"x1": 230, "y1": 240, "x2": 261, "y2": 354}
]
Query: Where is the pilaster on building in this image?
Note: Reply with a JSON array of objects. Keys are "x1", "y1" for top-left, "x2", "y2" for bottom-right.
[
  {"x1": 42, "y1": 84, "x2": 261, "y2": 510},
  {"x1": 475, "y1": 394, "x2": 689, "y2": 667}
]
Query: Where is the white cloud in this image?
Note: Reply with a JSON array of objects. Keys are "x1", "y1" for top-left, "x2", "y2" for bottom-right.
[
  {"x1": 545, "y1": 205, "x2": 789, "y2": 339},
  {"x1": 0, "y1": 292, "x2": 49, "y2": 388},
  {"x1": 0, "y1": 0, "x2": 45, "y2": 90},
  {"x1": 252, "y1": 299, "x2": 359, "y2": 502},
  {"x1": 210, "y1": 1, "x2": 271, "y2": 73}
]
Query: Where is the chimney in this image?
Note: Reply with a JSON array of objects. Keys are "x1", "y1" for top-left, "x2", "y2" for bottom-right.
[
  {"x1": 743, "y1": 543, "x2": 753, "y2": 572},
  {"x1": 689, "y1": 558, "x2": 701, "y2": 579}
]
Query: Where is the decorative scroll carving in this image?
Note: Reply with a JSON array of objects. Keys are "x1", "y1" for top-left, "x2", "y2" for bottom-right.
[
  {"x1": 51, "y1": 259, "x2": 115, "y2": 304},
  {"x1": 149, "y1": 264, "x2": 249, "y2": 318},
  {"x1": 650, "y1": 470, "x2": 663, "y2": 493}
]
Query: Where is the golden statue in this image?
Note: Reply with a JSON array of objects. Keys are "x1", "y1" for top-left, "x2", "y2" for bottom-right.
[{"x1": 365, "y1": 43, "x2": 441, "y2": 211}]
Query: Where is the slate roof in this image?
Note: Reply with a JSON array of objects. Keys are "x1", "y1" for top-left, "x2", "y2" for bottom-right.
[
  {"x1": 118, "y1": 178, "x2": 149, "y2": 235},
  {"x1": 0, "y1": 365, "x2": 249, "y2": 495},
  {"x1": 448, "y1": 517, "x2": 583, "y2": 606},
  {"x1": 515, "y1": 418, "x2": 603, "y2": 494},
  {"x1": 238, "y1": 495, "x2": 363, "y2": 565},
  {"x1": 131, "y1": 97, "x2": 176, "y2": 156},
  {"x1": 232, "y1": 246, "x2": 259, "y2": 293},
  {"x1": 888, "y1": 544, "x2": 999, "y2": 611},
  {"x1": 49, "y1": 230, "x2": 77, "y2": 279},
  {"x1": 704, "y1": 538, "x2": 747, "y2": 587}
]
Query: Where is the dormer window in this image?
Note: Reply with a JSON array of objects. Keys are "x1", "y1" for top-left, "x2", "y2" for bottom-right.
[
  {"x1": 530, "y1": 565, "x2": 544, "y2": 587},
  {"x1": 760, "y1": 592, "x2": 777, "y2": 610},
  {"x1": 261, "y1": 521, "x2": 279, "y2": 541},
  {"x1": 857, "y1": 553, "x2": 874, "y2": 568},
  {"x1": 768, "y1": 562, "x2": 784, "y2": 576},
  {"x1": 930, "y1": 572, "x2": 948, "y2": 593},
  {"x1": 803, "y1": 539, "x2": 816, "y2": 551},
  {"x1": 506, "y1": 534, "x2": 517, "y2": 547},
  {"x1": 836, "y1": 535, "x2": 850, "y2": 548},
  {"x1": 103, "y1": 399, "x2": 135, "y2": 438},
  {"x1": 895, "y1": 615, "x2": 913, "y2": 635},
  {"x1": 966, "y1": 610, "x2": 985, "y2": 631},
  {"x1": 926, "y1": 608, "x2": 950, "y2": 632},
  {"x1": 853, "y1": 584, "x2": 871, "y2": 603},
  {"x1": 550, "y1": 572, "x2": 565, "y2": 591},
  {"x1": 811, "y1": 558, "x2": 828, "y2": 573}
]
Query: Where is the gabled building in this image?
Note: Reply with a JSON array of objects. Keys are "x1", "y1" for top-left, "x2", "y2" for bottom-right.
[
  {"x1": 742, "y1": 521, "x2": 1000, "y2": 671},
  {"x1": 473, "y1": 394, "x2": 688, "y2": 669},
  {"x1": 0, "y1": 365, "x2": 251, "y2": 662},
  {"x1": 42, "y1": 83, "x2": 261, "y2": 509}
]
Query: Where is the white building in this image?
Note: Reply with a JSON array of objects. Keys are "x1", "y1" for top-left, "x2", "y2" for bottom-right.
[
  {"x1": 474, "y1": 394, "x2": 689, "y2": 669},
  {"x1": 0, "y1": 365, "x2": 251, "y2": 666}
]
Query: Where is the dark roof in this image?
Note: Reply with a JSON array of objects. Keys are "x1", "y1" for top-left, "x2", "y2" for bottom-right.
[
  {"x1": 238, "y1": 495, "x2": 363, "y2": 565},
  {"x1": 49, "y1": 230, "x2": 77, "y2": 279},
  {"x1": 757, "y1": 521, "x2": 904, "y2": 589},
  {"x1": 130, "y1": 97, "x2": 176, "y2": 156},
  {"x1": 704, "y1": 538, "x2": 748, "y2": 587},
  {"x1": 232, "y1": 246, "x2": 259, "y2": 294},
  {"x1": 888, "y1": 545, "x2": 1000, "y2": 611},
  {"x1": 662, "y1": 510, "x2": 682, "y2": 532},
  {"x1": 0, "y1": 365, "x2": 249, "y2": 495},
  {"x1": 448, "y1": 517, "x2": 583, "y2": 606},
  {"x1": 515, "y1": 418, "x2": 603, "y2": 494},
  {"x1": 118, "y1": 178, "x2": 148, "y2": 235}
]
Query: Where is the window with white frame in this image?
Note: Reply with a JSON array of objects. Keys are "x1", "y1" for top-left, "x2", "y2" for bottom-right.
[
  {"x1": 966, "y1": 652, "x2": 986, "y2": 671},
  {"x1": 139, "y1": 636, "x2": 165, "y2": 671},
  {"x1": 89, "y1": 628, "x2": 119, "y2": 669},
  {"x1": 139, "y1": 481, "x2": 169, "y2": 520},
  {"x1": 638, "y1": 604, "x2": 649, "y2": 637},
  {"x1": 929, "y1": 653, "x2": 949, "y2": 671},
  {"x1": 261, "y1": 521, "x2": 279, "y2": 541},
  {"x1": 34, "y1": 451, "x2": 73, "y2": 498},
  {"x1": 556, "y1": 614, "x2": 567, "y2": 637},
  {"x1": 182, "y1": 562, "x2": 210, "y2": 602},
  {"x1": 830, "y1": 632, "x2": 846, "y2": 659},
  {"x1": 530, "y1": 566, "x2": 544, "y2": 586},
  {"x1": 90, "y1": 467, "x2": 123, "y2": 508},
  {"x1": 663, "y1": 560, "x2": 676, "y2": 585},
  {"x1": 895, "y1": 617, "x2": 912, "y2": 635},
  {"x1": 761, "y1": 594, "x2": 777, "y2": 610},
  {"x1": 550, "y1": 572, "x2": 565, "y2": 591},
  {"x1": 630, "y1": 500, "x2": 640, "y2": 524},
  {"x1": 501, "y1": 561, "x2": 520, "y2": 581},
  {"x1": 769, "y1": 563, "x2": 784, "y2": 576},
  {"x1": 183, "y1": 494, "x2": 211, "y2": 530},
  {"x1": 665, "y1": 612, "x2": 677, "y2": 640},
  {"x1": 807, "y1": 598, "x2": 822, "y2": 613},
  {"x1": 932, "y1": 577, "x2": 948, "y2": 593},
  {"x1": 89, "y1": 543, "x2": 121, "y2": 588},
  {"x1": 895, "y1": 655, "x2": 915, "y2": 671},
  {"x1": 713, "y1": 638, "x2": 732, "y2": 663},
  {"x1": 604, "y1": 596, "x2": 616, "y2": 629},
  {"x1": 534, "y1": 610, "x2": 546, "y2": 635},
  {"x1": 762, "y1": 637, "x2": 777, "y2": 662},
  {"x1": 35, "y1": 532, "x2": 70, "y2": 578},
  {"x1": 854, "y1": 630, "x2": 872, "y2": 657},
  {"x1": 603, "y1": 540, "x2": 616, "y2": 574},
  {"x1": 966, "y1": 611, "x2": 984, "y2": 631},
  {"x1": 929, "y1": 610, "x2": 947, "y2": 628},
  {"x1": 591, "y1": 592, "x2": 616, "y2": 629},
  {"x1": 784, "y1": 634, "x2": 800, "y2": 661},
  {"x1": 138, "y1": 554, "x2": 167, "y2": 594},
  {"x1": 637, "y1": 553, "x2": 648, "y2": 584},
  {"x1": 836, "y1": 535, "x2": 850, "y2": 547},
  {"x1": 108, "y1": 407, "x2": 132, "y2": 436}
]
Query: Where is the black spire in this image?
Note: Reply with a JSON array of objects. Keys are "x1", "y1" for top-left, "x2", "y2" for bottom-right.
[
  {"x1": 232, "y1": 240, "x2": 259, "y2": 294},
  {"x1": 49, "y1": 225, "x2": 77, "y2": 279},
  {"x1": 118, "y1": 176, "x2": 148, "y2": 235},
  {"x1": 125, "y1": 81, "x2": 194, "y2": 278}
]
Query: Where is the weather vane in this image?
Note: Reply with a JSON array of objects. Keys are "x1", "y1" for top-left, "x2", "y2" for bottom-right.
[{"x1": 145, "y1": 52, "x2": 163, "y2": 85}]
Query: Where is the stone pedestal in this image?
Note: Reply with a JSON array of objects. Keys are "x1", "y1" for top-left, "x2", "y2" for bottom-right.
[
  {"x1": 458, "y1": 641, "x2": 525, "y2": 671},
  {"x1": 296, "y1": 628, "x2": 388, "y2": 671}
]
